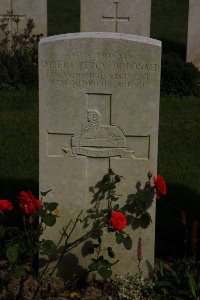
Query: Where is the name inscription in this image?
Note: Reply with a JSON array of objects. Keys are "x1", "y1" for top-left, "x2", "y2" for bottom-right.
[{"x1": 40, "y1": 50, "x2": 160, "y2": 89}]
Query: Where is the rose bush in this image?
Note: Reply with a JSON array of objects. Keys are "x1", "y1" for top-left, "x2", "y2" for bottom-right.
[
  {"x1": 0, "y1": 200, "x2": 13, "y2": 212},
  {"x1": 0, "y1": 170, "x2": 166, "y2": 299},
  {"x1": 0, "y1": 190, "x2": 62, "y2": 299},
  {"x1": 18, "y1": 190, "x2": 41, "y2": 215}
]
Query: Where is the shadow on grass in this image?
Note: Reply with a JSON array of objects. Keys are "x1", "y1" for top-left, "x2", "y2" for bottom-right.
[
  {"x1": 155, "y1": 183, "x2": 200, "y2": 259},
  {"x1": 160, "y1": 39, "x2": 186, "y2": 60}
]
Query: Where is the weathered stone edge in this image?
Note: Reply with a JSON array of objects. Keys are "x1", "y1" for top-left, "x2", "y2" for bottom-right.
[{"x1": 39, "y1": 32, "x2": 161, "y2": 47}]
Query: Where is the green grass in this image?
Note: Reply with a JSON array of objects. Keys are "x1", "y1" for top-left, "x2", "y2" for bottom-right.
[
  {"x1": 158, "y1": 96, "x2": 200, "y2": 192},
  {"x1": 0, "y1": 90, "x2": 38, "y2": 197},
  {"x1": 151, "y1": 0, "x2": 189, "y2": 58},
  {"x1": 156, "y1": 96, "x2": 200, "y2": 257},
  {"x1": 151, "y1": 0, "x2": 188, "y2": 46},
  {"x1": 48, "y1": 0, "x2": 80, "y2": 36}
]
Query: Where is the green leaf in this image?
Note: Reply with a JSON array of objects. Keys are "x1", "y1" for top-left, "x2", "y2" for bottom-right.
[
  {"x1": 95, "y1": 212, "x2": 103, "y2": 218},
  {"x1": 157, "y1": 281, "x2": 173, "y2": 288},
  {"x1": 39, "y1": 258, "x2": 49, "y2": 268},
  {"x1": 176, "y1": 290, "x2": 191, "y2": 297},
  {"x1": 187, "y1": 272, "x2": 197, "y2": 297},
  {"x1": 3, "y1": 271, "x2": 14, "y2": 281},
  {"x1": 88, "y1": 260, "x2": 100, "y2": 271},
  {"x1": 0, "y1": 225, "x2": 6, "y2": 239},
  {"x1": 123, "y1": 236, "x2": 132, "y2": 250},
  {"x1": 46, "y1": 202, "x2": 58, "y2": 212},
  {"x1": 99, "y1": 259, "x2": 111, "y2": 268},
  {"x1": 115, "y1": 232, "x2": 124, "y2": 244},
  {"x1": 15, "y1": 268, "x2": 27, "y2": 278},
  {"x1": 90, "y1": 213, "x2": 100, "y2": 219},
  {"x1": 6, "y1": 245, "x2": 19, "y2": 263},
  {"x1": 40, "y1": 189, "x2": 52, "y2": 197},
  {"x1": 18, "y1": 242, "x2": 27, "y2": 254},
  {"x1": 167, "y1": 267, "x2": 180, "y2": 284},
  {"x1": 43, "y1": 213, "x2": 56, "y2": 226},
  {"x1": 41, "y1": 240, "x2": 57, "y2": 257},
  {"x1": 91, "y1": 228, "x2": 103, "y2": 239},
  {"x1": 98, "y1": 267, "x2": 112, "y2": 279},
  {"x1": 126, "y1": 215, "x2": 133, "y2": 225},
  {"x1": 111, "y1": 196, "x2": 119, "y2": 202},
  {"x1": 107, "y1": 247, "x2": 115, "y2": 258},
  {"x1": 113, "y1": 204, "x2": 119, "y2": 210},
  {"x1": 42, "y1": 239, "x2": 57, "y2": 248}
]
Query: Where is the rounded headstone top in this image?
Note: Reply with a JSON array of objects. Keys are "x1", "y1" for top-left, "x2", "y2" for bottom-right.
[{"x1": 39, "y1": 32, "x2": 161, "y2": 47}]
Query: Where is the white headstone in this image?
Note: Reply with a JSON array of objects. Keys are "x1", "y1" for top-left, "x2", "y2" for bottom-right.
[
  {"x1": 0, "y1": 0, "x2": 47, "y2": 40},
  {"x1": 39, "y1": 32, "x2": 161, "y2": 276},
  {"x1": 187, "y1": 0, "x2": 200, "y2": 69},
  {"x1": 81, "y1": 0, "x2": 151, "y2": 37}
]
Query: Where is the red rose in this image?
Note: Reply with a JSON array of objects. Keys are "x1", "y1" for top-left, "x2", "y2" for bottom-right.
[
  {"x1": 18, "y1": 191, "x2": 41, "y2": 215},
  {"x1": 153, "y1": 175, "x2": 167, "y2": 199},
  {"x1": 0, "y1": 200, "x2": 13, "y2": 212},
  {"x1": 110, "y1": 211, "x2": 127, "y2": 231}
]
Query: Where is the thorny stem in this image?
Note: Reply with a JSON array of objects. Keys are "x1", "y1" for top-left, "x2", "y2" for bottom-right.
[
  {"x1": 22, "y1": 218, "x2": 38, "y2": 281},
  {"x1": 111, "y1": 259, "x2": 120, "y2": 266},
  {"x1": 45, "y1": 218, "x2": 107, "y2": 281},
  {"x1": 49, "y1": 220, "x2": 107, "y2": 277},
  {"x1": 33, "y1": 217, "x2": 76, "y2": 300},
  {"x1": 38, "y1": 218, "x2": 74, "y2": 282},
  {"x1": 48, "y1": 210, "x2": 83, "y2": 278},
  {"x1": 33, "y1": 170, "x2": 135, "y2": 298},
  {"x1": 64, "y1": 219, "x2": 106, "y2": 253}
]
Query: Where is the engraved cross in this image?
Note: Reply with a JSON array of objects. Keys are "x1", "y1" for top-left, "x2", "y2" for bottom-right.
[
  {"x1": 47, "y1": 93, "x2": 150, "y2": 161},
  {"x1": 47, "y1": 92, "x2": 150, "y2": 200},
  {"x1": 102, "y1": 1, "x2": 129, "y2": 32}
]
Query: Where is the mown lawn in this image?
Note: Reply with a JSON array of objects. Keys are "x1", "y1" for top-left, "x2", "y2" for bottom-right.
[
  {"x1": 151, "y1": 0, "x2": 188, "y2": 57},
  {"x1": 156, "y1": 96, "x2": 200, "y2": 257},
  {"x1": 158, "y1": 96, "x2": 200, "y2": 192},
  {"x1": 48, "y1": 0, "x2": 80, "y2": 35},
  {"x1": 0, "y1": 90, "x2": 38, "y2": 199}
]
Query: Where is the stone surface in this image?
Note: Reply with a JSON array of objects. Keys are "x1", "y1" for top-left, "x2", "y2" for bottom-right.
[
  {"x1": 81, "y1": 0, "x2": 151, "y2": 37},
  {"x1": 39, "y1": 32, "x2": 161, "y2": 277},
  {"x1": 0, "y1": 0, "x2": 47, "y2": 39},
  {"x1": 187, "y1": 0, "x2": 200, "y2": 69}
]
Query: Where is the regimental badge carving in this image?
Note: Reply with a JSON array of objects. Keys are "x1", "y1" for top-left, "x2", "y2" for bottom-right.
[{"x1": 72, "y1": 109, "x2": 126, "y2": 157}]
